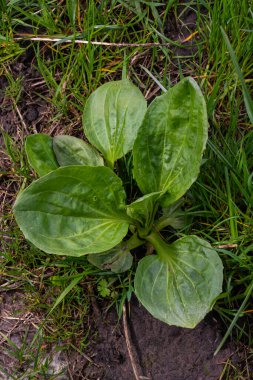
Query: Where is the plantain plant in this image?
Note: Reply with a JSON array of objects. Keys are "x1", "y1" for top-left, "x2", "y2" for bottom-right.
[{"x1": 13, "y1": 77, "x2": 223, "y2": 328}]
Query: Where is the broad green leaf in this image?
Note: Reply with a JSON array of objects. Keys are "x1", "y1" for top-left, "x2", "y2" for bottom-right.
[
  {"x1": 134, "y1": 235, "x2": 223, "y2": 328},
  {"x1": 83, "y1": 79, "x2": 147, "y2": 167},
  {"x1": 25, "y1": 134, "x2": 59, "y2": 176},
  {"x1": 88, "y1": 242, "x2": 133, "y2": 273},
  {"x1": 53, "y1": 135, "x2": 104, "y2": 166},
  {"x1": 133, "y1": 77, "x2": 208, "y2": 206},
  {"x1": 13, "y1": 166, "x2": 130, "y2": 256},
  {"x1": 126, "y1": 192, "x2": 162, "y2": 233}
]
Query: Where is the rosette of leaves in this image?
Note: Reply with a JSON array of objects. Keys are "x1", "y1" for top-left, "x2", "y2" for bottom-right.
[{"x1": 14, "y1": 78, "x2": 223, "y2": 328}]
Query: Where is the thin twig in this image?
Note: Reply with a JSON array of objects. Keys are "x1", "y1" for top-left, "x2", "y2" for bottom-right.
[
  {"x1": 15, "y1": 37, "x2": 170, "y2": 46},
  {"x1": 0, "y1": 312, "x2": 34, "y2": 345},
  {"x1": 14, "y1": 36, "x2": 183, "y2": 47},
  {"x1": 69, "y1": 343, "x2": 94, "y2": 365},
  {"x1": 67, "y1": 366, "x2": 74, "y2": 380},
  {"x1": 14, "y1": 103, "x2": 29, "y2": 135},
  {"x1": 217, "y1": 244, "x2": 238, "y2": 249},
  {"x1": 0, "y1": 320, "x2": 21, "y2": 345},
  {"x1": 123, "y1": 304, "x2": 143, "y2": 380}
]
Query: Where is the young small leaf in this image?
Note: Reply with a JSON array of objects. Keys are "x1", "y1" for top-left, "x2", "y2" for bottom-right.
[
  {"x1": 155, "y1": 201, "x2": 188, "y2": 231},
  {"x1": 133, "y1": 77, "x2": 208, "y2": 206},
  {"x1": 134, "y1": 235, "x2": 223, "y2": 328},
  {"x1": 83, "y1": 79, "x2": 147, "y2": 167},
  {"x1": 25, "y1": 134, "x2": 59, "y2": 176},
  {"x1": 126, "y1": 192, "x2": 161, "y2": 233},
  {"x1": 14, "y1": 166, "x2": 130, "y2": 256},
  {"x1": 88, "y1": 243, "x2": 133, "y2": 273},
  {"x1": 53, "y1": 135, "x2": 104, "y2": 166}
]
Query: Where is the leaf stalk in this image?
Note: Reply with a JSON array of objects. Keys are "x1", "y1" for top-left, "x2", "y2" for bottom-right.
[
  {"x1": 145, "y1": 230, "x2": 175, "y2": 262},
  {"x1": 125, "y1": 233, "x2": 145, "y2": 251}
]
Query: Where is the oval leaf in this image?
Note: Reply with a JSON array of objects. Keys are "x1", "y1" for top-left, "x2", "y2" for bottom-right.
[
  {"x1": 25, "y1": 134, "x2": 59, "y2": 176},
  {"x1": 134, "y1": 236, "x2": 223, "y2": 328},
  {"x1": 83, "y1": 80, "x2": 147, "y2": 167},
  {"x1": 53, "y1": 135, "x2": 104, "y2": 166},
  {"x1": 14, "y1": 166, "x2": 130, "y2": 256},
  {"x1": 88, "y1": 243, "x2": 133, "y2": 273},
  {"x1": 133, "y1": 77, "x2": 208, "y2": 206}
]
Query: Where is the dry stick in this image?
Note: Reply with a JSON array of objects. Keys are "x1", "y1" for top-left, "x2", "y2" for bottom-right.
[
  {"x1": 67, "y1": 367, "x2": 74, "y2": 380},
  {"x1": 123, "y1": 304, "x2": 142, "y2": 380},
  {"x1": 14, "y1": 37, "x2": 169, "y2": 46},
  {"x1": 0, "y1": 312, "x2": 33, "y2": 345},
  {"x1": 217, "y1": 244, "x2": 238, "y2": 249},
  {"x1": 13, "y1": 36, "x2": 190, "y2": 47},
  {"x1": 15, "y1": 103, "x2": 29, "y2": 135}
]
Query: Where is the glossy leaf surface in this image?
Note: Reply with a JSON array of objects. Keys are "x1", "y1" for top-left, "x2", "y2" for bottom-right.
[
  {"x1": 53, "y1": 135, "x2": 103, "y2": 166},
  {"x1": 133, "y1": 77, "x2": 208, "y2": 206},
  {"x1": 14, "y1": 166, "x2": 130, "y2": 256},
  {"x1": 88, "y1": 243, "x2": 133, "y2": 273},
  {"x1": 83, "y1": 80, "x2": 147, "y2": 166},
  {"x1": 134, "y1": 236, "x2": 223, "y2": 328},
  {"x1": 25, "y1": 134, "x2": 59, "y2": 176}
]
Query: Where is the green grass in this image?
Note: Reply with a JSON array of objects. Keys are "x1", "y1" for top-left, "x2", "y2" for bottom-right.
[
  {"x1": 1, "y1": 0, "x2": 253, "y2": 378},
  {"x1": 0, "y1": 330, "x2": 65, "y2": 380},
  {"x1": 196, "y1": 0, "x2": 253, "y2": 122},
  {"x1": 190, "y1": 2, "x2": 253, "y2": 353}
]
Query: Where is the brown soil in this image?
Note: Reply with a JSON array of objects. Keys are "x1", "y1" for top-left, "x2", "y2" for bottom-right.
[
  {"x1": 0, "y1": 52, "x2": 53, "y2": 139},
  {"x1": 0, "y1": 291, "x2": 71, "y2": 379},
  {"x1": 0, "y1": 291, "x2": 235, "y2": 380},
  {"x1": 81, "y1": 297, "x2": 233, "y2": 380}
]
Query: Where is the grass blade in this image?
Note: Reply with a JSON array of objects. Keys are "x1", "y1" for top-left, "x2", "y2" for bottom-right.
[
  {"x1": 221, "y1": 27, "x2": 253, "y2": 124},
  {"x1": 214, "y1": 278, "x2": 253, "y2": 355},
  {"x1": 140, "y1": 65, "x2": 167, "y2": 93},
  {"x1": 48, "y1": 274, "x2": 84, "y2": 315},
  {"x1": 30, "y1": 273, "x2": 84, "y2": 347}
]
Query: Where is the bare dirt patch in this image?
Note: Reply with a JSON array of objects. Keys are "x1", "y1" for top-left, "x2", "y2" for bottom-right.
[
  {"x1": 80, "y1": 297, "x2": 234, "y2": 380},
  {"x1": 0, "y1": 291, "x2": 236, "y2": 380}
]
